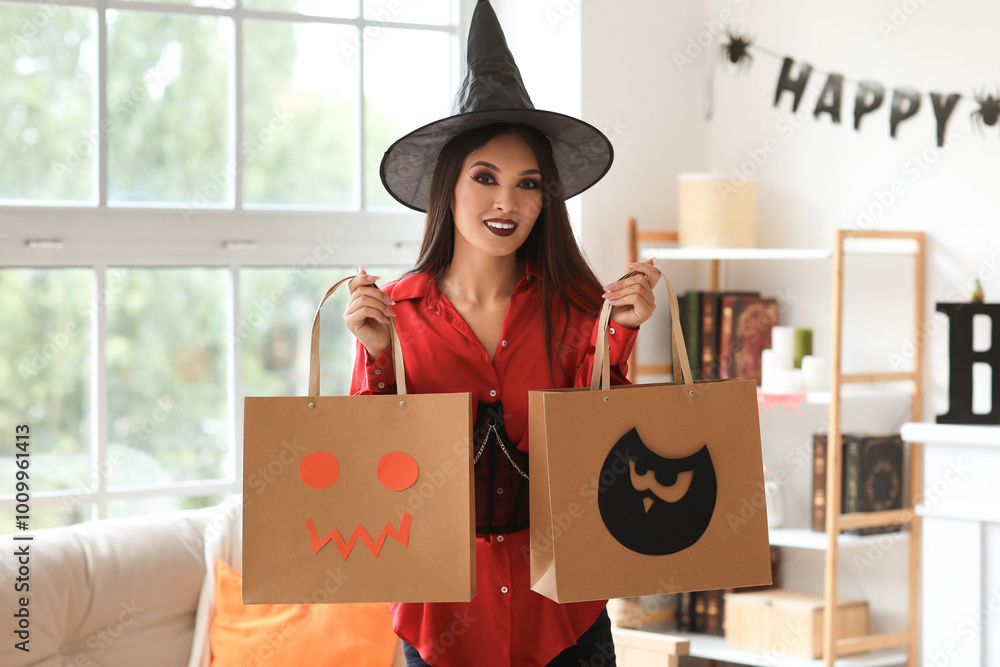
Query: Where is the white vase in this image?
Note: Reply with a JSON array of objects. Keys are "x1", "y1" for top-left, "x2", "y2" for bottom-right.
[{"x1": 764, "y1": 467, "x2": 785, "y2": 529}]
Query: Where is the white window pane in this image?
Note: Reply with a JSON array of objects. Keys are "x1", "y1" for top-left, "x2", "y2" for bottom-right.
[
  {"x1": 364, "y1": 0, "x2": 454, "y2": 26},
  {"x1": 0, "y1": 505, "x2": 94, "y2": 532},
  {"x1": 244, "y1": 0, "x2": 357, "y2": 17},
  {"x1": 241, "y1": 266, "x2": 404, "y2": 397},
  {"x1": 106, "y1": 268, "x2": 229, "y2": 486},
  {"x1": 106, "y1": 11, "x2": 232, "y2": 205},
  {"x1": 364, "y1": 27, "x2": 453, "y2": 209},
  {"x1": 0, "y1": 5, "x2": 95, "y2": 202},
  {"x1": 243, "y1": 21, "x2": 358, "y2": 207},
  {"x1": 0, "y1": 269, "x2": 92, "y2": 496}
]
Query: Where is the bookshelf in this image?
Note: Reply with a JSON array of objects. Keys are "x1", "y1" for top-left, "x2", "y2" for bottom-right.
[{"x1": 623, "y1": 221, "x2": 924, "y2": 667}]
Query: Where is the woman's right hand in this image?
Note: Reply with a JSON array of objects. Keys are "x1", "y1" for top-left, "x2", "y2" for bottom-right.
[{"x1": 344, "y1": 267, "x2": 396, "y2": 359}]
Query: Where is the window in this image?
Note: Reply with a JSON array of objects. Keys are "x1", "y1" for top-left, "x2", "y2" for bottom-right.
[{"x1": 0, "y1": 0, "x2": 462, "y2": 529}]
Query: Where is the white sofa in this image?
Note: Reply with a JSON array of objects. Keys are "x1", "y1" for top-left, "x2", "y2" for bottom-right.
[
  {"x1": 0, "y1": 501, "x2": 224, "y2": 667},
  {"x1": 0, "y1": 495, "x2": 407, "y2": 667}
]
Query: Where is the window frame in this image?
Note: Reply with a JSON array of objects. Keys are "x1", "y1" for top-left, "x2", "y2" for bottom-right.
[{"x1": 0, "y1": 0, "x2": 467, "y2": 524}]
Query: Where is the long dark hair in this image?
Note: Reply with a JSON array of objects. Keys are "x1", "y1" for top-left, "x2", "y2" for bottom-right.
[{"x1": 408, "y1": 122, "x2": 604, "y2": 375}]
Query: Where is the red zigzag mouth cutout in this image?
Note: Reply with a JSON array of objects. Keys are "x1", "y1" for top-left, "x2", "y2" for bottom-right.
[{"x1": 306, "y1": 511, "x2": 412, "y2": 559}]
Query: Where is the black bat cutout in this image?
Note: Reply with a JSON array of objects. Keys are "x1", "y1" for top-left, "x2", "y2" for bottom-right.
[{"x1": 598, "y1": 427, "x2": 717, "y2": 555}]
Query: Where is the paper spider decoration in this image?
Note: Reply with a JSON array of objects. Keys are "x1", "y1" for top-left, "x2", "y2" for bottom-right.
[
  {"x1": 722, "y1": 31, "x2": 755, "y2": 73},
  {"x1": 971, "y1": 87, "x2": 1000, "y2": 139}
]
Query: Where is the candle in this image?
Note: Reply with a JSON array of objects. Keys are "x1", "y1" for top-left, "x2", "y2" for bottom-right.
[
  {"x1": 761, "y1": 349, "x2": 778, "y2": 392},
  {"x1": 770, "y1": 326, "x2": 795, "y2": 370},
  {"x1": 769, "y1": 369, "x2": 804, "y2": 394},
  {"x1": 801, "y1": 355, "x2": 826, "y2": 392},
  {"x1": 793, "y1": 328, "x2": 813, "y2": 369}
]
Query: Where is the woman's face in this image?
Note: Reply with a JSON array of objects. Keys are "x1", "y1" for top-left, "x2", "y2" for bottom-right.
[{"x1": 451, "y1": 132, "x2": 543, "y2": 260}]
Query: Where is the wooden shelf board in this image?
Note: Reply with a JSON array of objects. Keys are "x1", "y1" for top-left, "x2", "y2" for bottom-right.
[
  {"x1": 676, "y1": 633, "x2": 907, "y2": 667},
  {"x1": 767, "y1": 527, "x2": 909, "y2": 550},
  {"x1": 640, "y1": 247, "x2": 832, "y2": 261},
  {"x1": 757, "y1": 384, "x2": 915, "y2": 408}
]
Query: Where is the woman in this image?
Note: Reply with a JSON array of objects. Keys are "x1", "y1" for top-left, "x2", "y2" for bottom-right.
[
  {"x1": 346, "y1": 3, "x2": 660, "y2": 665},
  {"x1": 346, "y1": 121, "x2": 659, "y2": 666}
]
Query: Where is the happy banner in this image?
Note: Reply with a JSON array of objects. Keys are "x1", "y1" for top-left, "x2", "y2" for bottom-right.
[{"x1": 717, "y1": 32, "x2": 997, "y2": 146}]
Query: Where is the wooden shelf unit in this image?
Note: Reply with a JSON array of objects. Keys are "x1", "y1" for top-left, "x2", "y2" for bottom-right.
[
  {"x1": 625, "y1": 222, "x2": 925, "y2": 667},
  {"x1": 825, "y1": 230, "x2": 924, "y2": 667}
]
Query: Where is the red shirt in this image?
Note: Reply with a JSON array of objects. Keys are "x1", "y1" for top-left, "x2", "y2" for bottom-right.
[{"x1": 350, "y1": 262, "x2": 636, "y2": 667}]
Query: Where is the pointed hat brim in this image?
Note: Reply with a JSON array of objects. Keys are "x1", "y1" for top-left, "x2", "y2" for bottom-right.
[
  {"x1": 378, "y1": 0, "x2": 613, "y2": 213},
  {"x1": 380, "y1": 109, "x2": 613, "y2": 213}
]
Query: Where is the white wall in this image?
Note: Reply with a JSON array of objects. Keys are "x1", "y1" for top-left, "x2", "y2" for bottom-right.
[
  {"x1": 580, "y1": 0, "x2": 711, "y2": 280},
  {"x1": 580, "y1": 0, "x2": 711, "y2": 371}
]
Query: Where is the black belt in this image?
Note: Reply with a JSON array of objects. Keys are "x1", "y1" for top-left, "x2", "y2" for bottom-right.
[{"x1": 473, "y1": 401, "x2": 530, "y2": 534}]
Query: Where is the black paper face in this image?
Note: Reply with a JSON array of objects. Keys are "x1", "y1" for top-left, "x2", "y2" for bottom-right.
[{"x1": 597, "y1": 427, "x2": 717, "y2": 555}]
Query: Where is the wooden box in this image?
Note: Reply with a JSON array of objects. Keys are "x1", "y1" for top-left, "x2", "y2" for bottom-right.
[{"x1": 723, "y1": 589, "x2": 869, "y2": 659}]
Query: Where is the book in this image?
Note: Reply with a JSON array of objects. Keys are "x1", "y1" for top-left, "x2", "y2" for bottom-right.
[
  {"x1": 701, "y1": 291, "x2": 758, "y2": 380},
  {"x1": 718, "y1": 294, "x2": 778, "y2": 383},
  {"x1": 700, "y1": 291, "x2": 720, "y2": 380},
  {"x1": 704, "y1": 589, "x2": 723, "y2": 635},
  {"x1": 677, "y1": 592, "x2": 694, "y2": 632},
  {"x1": 812, "y1": 433, "x2": 905, "y2": 534},
  {"x1": 683, "y1": 290, "x2": 702, "y2": 380},
  {"x1": 812, "y1": 434, "x2": 827, "y2": 532},
  {"x1": 693, "y1": 591, "x2": 708, "y2": 634}
]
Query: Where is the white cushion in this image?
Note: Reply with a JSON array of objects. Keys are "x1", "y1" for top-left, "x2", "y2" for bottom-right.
[
  {"x1": 0, "y1": 506, "x2": 217, "y2": 667},
  {"x1": 187, "y1": 494, "x2": 243, "y2": 667}
]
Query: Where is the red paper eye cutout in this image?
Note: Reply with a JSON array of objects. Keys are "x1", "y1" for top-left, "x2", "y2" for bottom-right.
[
  {"x1": 300, "y1": 451, "x2": 339, "y2": 489},
  {"x1": 377, "y1": 452, "x2": 419, "y2": 491}
]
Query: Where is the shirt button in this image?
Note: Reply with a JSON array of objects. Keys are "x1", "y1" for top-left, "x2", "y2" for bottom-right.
[
  {"x1": 374, "y1": 368, "x2": 382, "y2": 375},
  {"x1": 377, "y1": 381, "x2": 385, "y2": 389},
  {"x1": 490, "y1": 389, "x2": 497, "y2": 397},
  {"x1": 497, "y1": 535, "x2": 504, "y2": 542},
  {"x1": 501, "y1": 586, "x2": 509, "y2": 594},
  {"x1": 501, "y1": 340, "x2": 507, "y2": 347},
  {"x1": 496, "y1": 487, "x2": 503, "y2": 495},
  {"x1": 609, "y1": 327, "x2": 616, "y2": 335}
]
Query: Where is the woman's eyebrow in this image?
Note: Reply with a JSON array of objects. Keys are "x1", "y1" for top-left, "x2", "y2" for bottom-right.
[
  {"x1": 471, "y1": 160, "x2": 499, "y2": 171},
  {"x1": 470, "y1": 160, "x2": 541, "y2": 176}
]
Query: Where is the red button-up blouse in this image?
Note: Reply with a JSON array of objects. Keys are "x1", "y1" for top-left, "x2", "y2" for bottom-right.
[{"x1": 350, "y1": 262, "x2": 637, "y2": 667}]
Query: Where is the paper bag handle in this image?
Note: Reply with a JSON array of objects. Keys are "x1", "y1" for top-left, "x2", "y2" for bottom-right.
[
  {"x1": 307, "y1": 276, "x2": 406, "y2": 397},
  {"x1": 589, "y1": 268, "x2": 693, "y2": 391}
]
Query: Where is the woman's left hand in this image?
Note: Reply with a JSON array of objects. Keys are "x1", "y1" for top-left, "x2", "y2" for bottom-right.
[{"x1": 604, "y1": 258, "x2": 661, "y2": 329}]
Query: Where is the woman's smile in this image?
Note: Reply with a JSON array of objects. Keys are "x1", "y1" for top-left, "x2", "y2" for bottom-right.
[{"x1": 483, "y1": 218, "x2": 518, "y2": 236}]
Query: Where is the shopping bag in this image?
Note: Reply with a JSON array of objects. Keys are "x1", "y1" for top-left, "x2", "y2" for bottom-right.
[
  {"x1": 243, "y1": 276, "x2": 475, "y2": 603},
  {"x1": 529, "y1": 274, "x2": 771, "y2": 602}
]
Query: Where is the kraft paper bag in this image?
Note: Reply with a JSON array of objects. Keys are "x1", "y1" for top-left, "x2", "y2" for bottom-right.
[
  {"x1": 243, "y1": 276, "x2": 475, "y2": 603},
  {"x1": 529, "y1": 274, "x2": 771, "y2": 603}
]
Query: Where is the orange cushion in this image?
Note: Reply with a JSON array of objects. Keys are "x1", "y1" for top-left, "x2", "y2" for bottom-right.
[{"x1": 209, "y1": 560, "x2": 397, "y2": 667}]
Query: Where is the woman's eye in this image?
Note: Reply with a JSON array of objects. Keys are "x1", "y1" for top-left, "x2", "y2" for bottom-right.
[
  {"x1": 519, "y1": 179, "x2": 540, "y2": 189},
  {"x1": 472, "y1": 173, "x2": 496, "y2": 184}
]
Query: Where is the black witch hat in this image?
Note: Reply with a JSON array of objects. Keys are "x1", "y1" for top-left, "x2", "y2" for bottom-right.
[{"x1": 379, "y1": 0, "x2": 614, "y2": 213}]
